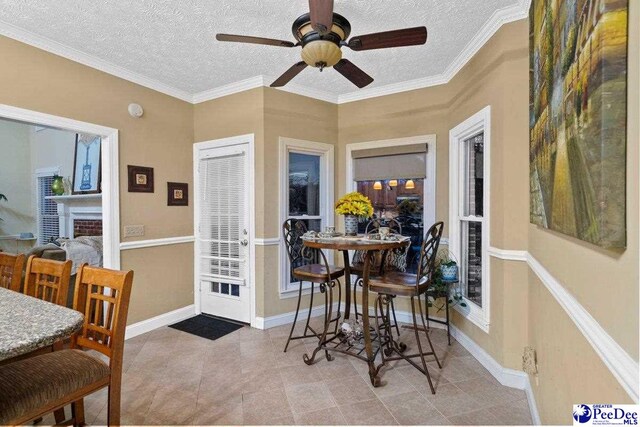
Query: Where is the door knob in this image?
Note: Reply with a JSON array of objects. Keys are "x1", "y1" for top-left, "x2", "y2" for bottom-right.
[{"x1": 240, "y1": 239, "x2": 249, "y2": 246}]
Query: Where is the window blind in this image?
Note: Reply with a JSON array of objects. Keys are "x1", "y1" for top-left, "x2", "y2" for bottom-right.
[
  {"x1": 198, "y1": 153, "x2": 246, "y2": 284},
  {"x1": 37, "y1": 175, "x2": 60, "y2": 244}
]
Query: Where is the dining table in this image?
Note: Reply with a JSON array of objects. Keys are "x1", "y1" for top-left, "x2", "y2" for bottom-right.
[
  {"x1": 0, "y1": 287, "x2": 84, "y2": 362},
  {"x1": 301, "y1": 233, "x2": 410, "y2": 387}
]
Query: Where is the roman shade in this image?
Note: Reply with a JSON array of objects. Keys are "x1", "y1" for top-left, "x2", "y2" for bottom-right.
[{"x1": 352, "y1": 144, "x2": 427, "y2": 181}]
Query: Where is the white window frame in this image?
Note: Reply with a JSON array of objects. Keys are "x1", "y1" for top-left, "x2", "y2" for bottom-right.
[
  {"x1": 449, "y1": 106, "x2": 491, "y2": 333},
  {"x1": 279, "y1": 137, "x2": 334, "y2": 296}
]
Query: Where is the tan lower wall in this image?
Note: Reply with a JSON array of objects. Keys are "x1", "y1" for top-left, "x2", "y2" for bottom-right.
[
  {"x1": 527, "y1": 269, "x2": 634, "y2": 424},
  {"x1": 121, "y1": 243, "x2": 194, "y2": 325}
]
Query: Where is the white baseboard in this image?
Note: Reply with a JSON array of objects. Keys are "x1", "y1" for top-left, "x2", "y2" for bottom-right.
[
  {"x1": 449, "y1": 324, "x2": 540, "y2": 424},
  {"x1": 125, "y1": 304, "x2": 196, "y2": 340},
  {"x1": 255, "y1": 304, "x2": 329, "y2": 330},
  {"x1": 524, "y1": 375, "x2": 542, "y2": 425}
]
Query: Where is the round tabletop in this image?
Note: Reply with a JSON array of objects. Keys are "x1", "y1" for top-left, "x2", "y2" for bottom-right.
[{"x1": 302, "y1": 234, "x2": 409, "y2": 251}]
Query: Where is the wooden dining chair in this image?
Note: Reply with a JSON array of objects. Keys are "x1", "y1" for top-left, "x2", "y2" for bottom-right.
[
  {"x1": 23, "y1": 255, "x2": 72, "y2": 306},
  {"x1": 0, "y1": 252, "x2": 25, "y2": 292},
  {"x1": 0, "y1": 264, "x2": 134, "y2": 426}
]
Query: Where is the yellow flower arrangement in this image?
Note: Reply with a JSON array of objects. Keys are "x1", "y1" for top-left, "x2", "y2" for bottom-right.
[{"x1": 335, "y1": 192, "x2": 374, "y2": 220}]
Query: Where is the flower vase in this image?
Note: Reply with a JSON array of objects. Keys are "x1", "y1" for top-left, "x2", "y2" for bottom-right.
[
  {"x1": 344, "y1": 215, "x2": 358, "y2": 236},
  {"x1": 51, "y1": 175, "x2": 65, "y2": 196}
]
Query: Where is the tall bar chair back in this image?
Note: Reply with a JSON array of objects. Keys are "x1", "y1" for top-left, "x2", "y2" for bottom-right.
[{"x1": 282, "y1": 219, "x2": 344, "y2": 352}]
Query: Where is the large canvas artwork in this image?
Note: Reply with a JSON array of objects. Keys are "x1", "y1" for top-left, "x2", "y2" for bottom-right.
[{"x1": 529, "y1": 0, "x2": 628, "y2": 248}]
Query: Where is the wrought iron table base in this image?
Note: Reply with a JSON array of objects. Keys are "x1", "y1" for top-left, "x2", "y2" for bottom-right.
[{"x1": 303, "y1": 250, "x2": 394, "y2": 387}]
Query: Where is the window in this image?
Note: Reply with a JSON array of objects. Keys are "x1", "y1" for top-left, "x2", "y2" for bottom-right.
[
  {"x1": 35, "y1": 170, "x2": 60, "y2": 244},
  {"x1": 461, "y1": 133, "x2": 484, "y2": 306},
  {"x1": 279, "y1": 138, "x2": 334, "y2": 295},
  {"x1": 449, "y1": 107, "x2": 490, "y2": 331}
]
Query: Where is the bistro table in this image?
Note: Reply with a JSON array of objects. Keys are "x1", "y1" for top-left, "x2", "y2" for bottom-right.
[
  {"x1": 0, "y1": 287, "x2": 84, "y2": 362},
  {"x1": 301, "y1": 234, "x2": 409, "y2": 387}
]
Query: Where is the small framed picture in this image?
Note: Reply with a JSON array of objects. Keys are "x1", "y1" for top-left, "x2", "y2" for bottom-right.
[
  {"x1": 72, "y1": 134, "x2": 102, "y2": 194},
  {"x1": 128, "y1": 165, "x2": 154, "y2": 193},
  {"x1": 167, "y1": 182, "x2": 188, "y2": 206}
]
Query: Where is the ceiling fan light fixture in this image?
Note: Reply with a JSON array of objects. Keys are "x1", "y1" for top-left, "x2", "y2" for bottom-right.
[{"x1": 301, "y1": 40, "x2": 342, "y2": 68}]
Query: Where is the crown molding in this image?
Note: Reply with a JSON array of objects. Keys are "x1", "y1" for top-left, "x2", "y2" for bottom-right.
[
  {"x1": 0, "y1": 1, "x2": 530, "y2": 106},
  {"x1": 336, "y1": 1, "x2": 530, "y2": 104},
  {"x1": 191, "y1": 75, "x2": 265, "y2": 104},
  {"x1": 336, "y1": 74, "x2": 449, "y2": 104},
  {"x1": 270, "y1": 80, "x2": 338, "y2": 104},
  {"x1": 0, "y1": 20, "x2": 193, "y2": 103}
]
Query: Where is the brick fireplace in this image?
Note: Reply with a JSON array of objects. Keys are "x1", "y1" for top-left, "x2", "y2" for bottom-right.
[
  {"x1": 47, "y1": 194, "x2": 102, "y2": 238},
  {"x1": 73, "y1": 219, "x2": 103, "y2": 237}
]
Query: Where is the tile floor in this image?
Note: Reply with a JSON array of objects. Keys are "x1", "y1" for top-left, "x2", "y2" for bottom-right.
[{"x1": 46, "y1": 317, "x2": 532, "y2": 425}]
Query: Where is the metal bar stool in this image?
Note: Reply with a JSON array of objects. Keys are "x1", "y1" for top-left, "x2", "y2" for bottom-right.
[
  {"x1": 369, "y1": 221, "x2": 444, "y2": 394},
  {"x1": 282, "y1": 219, "x2": 344, "y2": 352}
]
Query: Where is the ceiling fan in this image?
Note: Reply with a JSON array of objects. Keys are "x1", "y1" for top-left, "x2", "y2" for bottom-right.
[{"x1": 216, "y1": 0, "x2": 428, "y2": 89}]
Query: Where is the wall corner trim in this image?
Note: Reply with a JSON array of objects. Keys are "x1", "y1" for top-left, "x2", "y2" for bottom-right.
[
  {"x1": 488, "y1": 246, "x2": 640, "y2": 402},
  {"x1": 119, "y1": 235, "x2": 195, "y2": 250},
  {"x1": 125, "y1": 304, "x2": 196, "y2": 340}
]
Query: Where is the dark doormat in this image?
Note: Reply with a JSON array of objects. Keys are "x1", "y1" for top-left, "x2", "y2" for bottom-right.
[{"x1": 169, "y1": 314, "x2": 245, "y2": 341}]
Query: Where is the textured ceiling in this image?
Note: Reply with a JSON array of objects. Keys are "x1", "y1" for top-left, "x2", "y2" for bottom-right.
[{"x1": 0, "y1": 0, "x2": 522, "y2": 98}]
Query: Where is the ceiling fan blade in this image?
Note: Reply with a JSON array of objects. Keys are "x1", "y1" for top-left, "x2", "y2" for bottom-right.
[
  {"x1": 270, "y1": 62, "x2": 308, "y2": 87},
  {"x1": 333, "y1": 59, "x2": 373, "y2": 88},
  {"x1": 309, "y1": 0, "x2": 334, "y2": 34},
  {"x1": 348, "y1": 26, "x2": 427, "y2": 51},
  {"x1": 216, "y1": 34, "x2": 295, "y2": 47}
]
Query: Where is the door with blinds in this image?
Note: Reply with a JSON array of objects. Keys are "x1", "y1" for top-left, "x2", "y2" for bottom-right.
[{"x1": 196, "y1": 143, "x2": 250, "y2": 323}]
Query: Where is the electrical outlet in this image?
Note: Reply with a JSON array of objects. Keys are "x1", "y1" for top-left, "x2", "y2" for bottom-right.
[{"x1": 124, "y1": 225, "x2": 145, "y2": 237}]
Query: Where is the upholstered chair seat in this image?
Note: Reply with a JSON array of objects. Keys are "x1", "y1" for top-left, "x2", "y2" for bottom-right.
[{"x1": 0, "y1": 349, "x2": 110, "y2": 425}]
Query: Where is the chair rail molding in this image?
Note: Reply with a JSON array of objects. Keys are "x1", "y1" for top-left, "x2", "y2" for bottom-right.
[
  {"x1": 254, "y1": 237, "x2": 280, "y2": 246},
  {"x1": 119, "y1": 235, "x2": 195, "y2": 250},
  {"x1": 488, "y1": 246, "x2": 640, "y2": 403}
]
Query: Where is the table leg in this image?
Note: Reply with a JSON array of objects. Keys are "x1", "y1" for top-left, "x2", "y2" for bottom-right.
[
  {"x1": 342, "y1": 250, "x2": 352, "y2": 320},
  {"x1": 361, "y1": 250, "x2": 381, "y2": 387}
]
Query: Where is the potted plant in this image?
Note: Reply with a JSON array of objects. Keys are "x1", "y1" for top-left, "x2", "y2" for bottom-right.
[
  {"x1": 427, "y1": 248, "x2": 467, "y2": 311},
  {"x1": 335, "y1": 192, "x2": 373, "y2": 236},
  {"x1": 438, "y1": 250, "x2": 459, "y2": 281}
]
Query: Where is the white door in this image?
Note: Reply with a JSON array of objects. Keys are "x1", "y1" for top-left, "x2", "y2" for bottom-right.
[{"x1": 196, "y1": 143, "x2": 251, "y2": 323}]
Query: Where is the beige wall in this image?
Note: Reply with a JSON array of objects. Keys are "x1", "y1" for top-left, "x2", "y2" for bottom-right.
[
  {"x1": 0, "y1": 35, "x2": 195, "y2": 323},
  {"x1": 193, "y1": 87, "x2": 338, "y2": 317},
  {"x1": 525, "y1": 1, "x2": 640, "y2": 421},
  {"x1": 338, "y1": 20, "x2": 531, "y2": 367}
]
